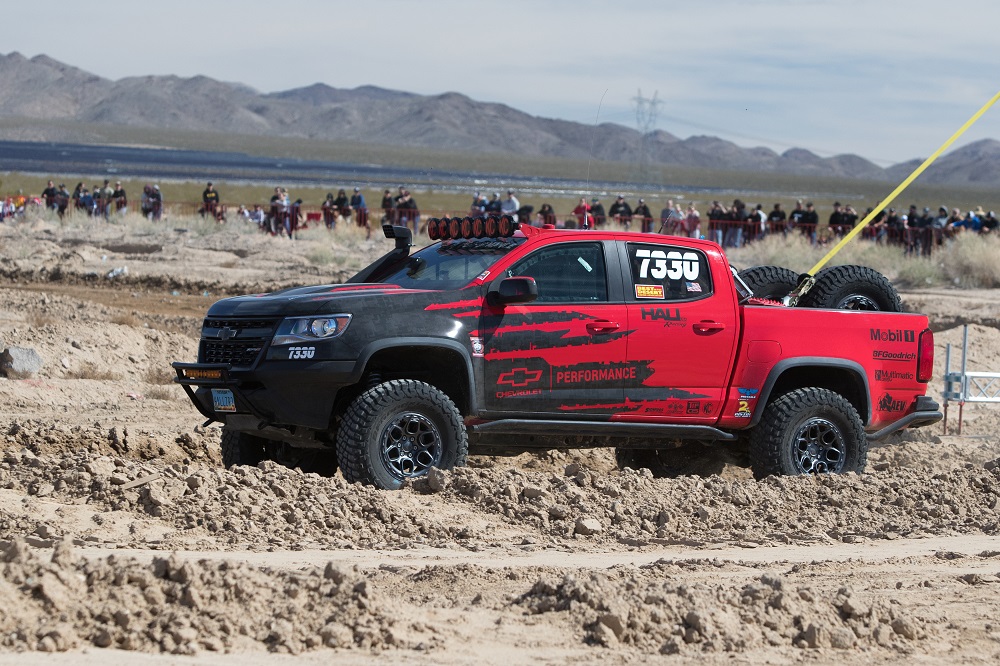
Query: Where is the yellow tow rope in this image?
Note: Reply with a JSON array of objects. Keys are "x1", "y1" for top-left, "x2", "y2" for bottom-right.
[{"x1": 788, "y1": 89, "x2": 1000, "y2": 303}]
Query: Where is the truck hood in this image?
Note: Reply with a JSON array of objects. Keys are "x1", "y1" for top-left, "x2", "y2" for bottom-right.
[{"x1": 205, "y1": 283, "x2": 434, "y2": 317}]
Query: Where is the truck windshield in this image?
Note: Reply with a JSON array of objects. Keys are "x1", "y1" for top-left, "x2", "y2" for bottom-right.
[{"x1": 370, "y1": 237, "x2": 524, "y2": 290}]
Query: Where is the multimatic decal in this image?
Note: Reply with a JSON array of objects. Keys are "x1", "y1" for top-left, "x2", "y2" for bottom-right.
[
  {"x1": 878, "y1": 393, "x2": 907, "y2": 413},
  {"x1": 640, "y1": 307, "x2": 687, "y2": 328},
  {"x1": 869, "y1": 328, "x2": 916, "y2": 343},
  {"x1": 874, "y1": 369, "x2": 914, "y2": 381},
  {"x1": 872, "y1": 350, "x2": 916, "y2": 362}
]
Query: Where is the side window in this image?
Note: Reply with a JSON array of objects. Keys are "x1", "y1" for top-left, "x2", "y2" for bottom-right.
[
  {"x1": 507, "y1": 242, "x2": 608, "y2": 303},
  {"x1": 626, "y1": 242, "x2": 712, "y2": 301}
]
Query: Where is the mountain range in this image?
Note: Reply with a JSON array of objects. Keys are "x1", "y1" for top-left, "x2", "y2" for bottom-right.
[{"x1": 1, "y1": 51, "x2": 997, "y2": 187}]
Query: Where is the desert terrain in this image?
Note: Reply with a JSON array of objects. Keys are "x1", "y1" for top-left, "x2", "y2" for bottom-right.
[{"x1": 1, "y1": 212, "x2": 999, "y2": 665}]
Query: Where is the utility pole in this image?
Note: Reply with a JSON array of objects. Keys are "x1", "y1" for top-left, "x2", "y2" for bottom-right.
[{"x1": 630, "y1": 89, "x2": 660, "y2": 183}]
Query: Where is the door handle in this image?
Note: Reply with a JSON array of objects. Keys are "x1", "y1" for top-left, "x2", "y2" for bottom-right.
[
  {"x1": 586, "y1": 320, "x2": 620, "y2": 334},
  {"x1": 693, "y1": 320, "x2": 725, "y2": 333}
]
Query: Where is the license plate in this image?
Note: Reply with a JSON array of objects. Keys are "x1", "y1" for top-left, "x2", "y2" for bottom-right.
[{"x1": 211, "y1": 389, "x2": 236, "y2": 412}]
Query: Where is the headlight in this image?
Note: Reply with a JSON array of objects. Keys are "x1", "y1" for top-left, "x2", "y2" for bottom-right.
[{"x1": 271, "y1": 314, "x2": 352, "y2": 345}]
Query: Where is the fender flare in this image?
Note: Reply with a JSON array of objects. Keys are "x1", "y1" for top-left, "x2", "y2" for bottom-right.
[
  {"x1": 352, "y1": 337, "x2": 477, "y2": 414},
  {"x1": 751, "y1": 357, "x2": 871, "y2": 427}
]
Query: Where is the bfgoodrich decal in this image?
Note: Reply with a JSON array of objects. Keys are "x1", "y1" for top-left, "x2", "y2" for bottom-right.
[{"x1": 873, "y1": 350, "x2": 916, "y2": 362}]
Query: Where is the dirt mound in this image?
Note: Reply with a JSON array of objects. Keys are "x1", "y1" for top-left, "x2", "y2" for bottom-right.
[
  {"x1": 2, "y1": 448, "x2": 999, "y2": 553},
  {"x1": 519, "y1": 567, "x2": 926, "y2": 653},
  {"x1": 0, "y1": 538, "x2": 414, "y2": 655},
  {"x1": 415, "y1": 460, "x2": 1000, "y2": 547}
]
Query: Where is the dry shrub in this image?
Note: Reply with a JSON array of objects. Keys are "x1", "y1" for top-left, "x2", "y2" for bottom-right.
[
  {"x1": 111, "y1": 312, "x2": 141, "y2": 327},
  {"x1": 942, "y1": 233, "x2": 1000, "y2": 288},
  {"x1": 146, "y1": 385, "x2": 180, "y2": 401},
  {"x1": 306, "y1": 246, "x2": 335, "y2": 266},
  {"x1": 143, "y1": 366, "x2": 175, "y2": 385},
  {"x1": 27, "y1": 313, "x2": 58, "y2": 329},
  {"x1": 66, "y1": 362, "x2": 121, "y2": 381},
  {"x1": 726, "y1": 231, "x2": 1000, "y2": 289}
]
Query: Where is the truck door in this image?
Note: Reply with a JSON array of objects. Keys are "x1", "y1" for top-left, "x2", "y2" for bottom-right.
[
  {"x1": 618, "y1": 241, "x2": 739, "y2": 421},
  {"x1": 481, "y1": 240, "x2": 628, "y2": 416}
]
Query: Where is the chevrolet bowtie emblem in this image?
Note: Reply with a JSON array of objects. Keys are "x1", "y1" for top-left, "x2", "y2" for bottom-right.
[{"x1": 218, "y1": 327, "x2": 237, "y2": 340}]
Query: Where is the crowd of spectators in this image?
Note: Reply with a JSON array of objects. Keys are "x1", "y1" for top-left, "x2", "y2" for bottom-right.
[
  {"x1": 4, "y1": 179, "x2": 998, "y2": 259},
  {"x1": 508, "y1": 194, "x2": 999, "y2": 256}
]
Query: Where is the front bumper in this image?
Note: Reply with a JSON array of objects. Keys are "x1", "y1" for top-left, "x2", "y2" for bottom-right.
[{"x1": 172, "y1": 360, "x2": 355, "y2": 430}]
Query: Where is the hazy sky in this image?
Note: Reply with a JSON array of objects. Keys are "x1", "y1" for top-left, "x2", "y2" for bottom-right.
[{"x1": 7, "y1": 0, "x2": 1000, "y2": 165}]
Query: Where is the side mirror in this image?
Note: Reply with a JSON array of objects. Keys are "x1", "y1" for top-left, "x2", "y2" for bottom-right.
[{"x1": 489, "y1": 276, "x2": 538, "y2": 306}]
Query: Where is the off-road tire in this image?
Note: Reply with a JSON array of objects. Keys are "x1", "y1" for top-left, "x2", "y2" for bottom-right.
[
  {"x1": 221, "y1": 428, "x2": 267, "y2": 468},
  {"x1": 798, "y1": 265, "x2": 902, "y2": 311},
  {"x1": 615, "y1": 443, "x2": 727, "y2": 478},
  {"x1": 336, "y1": 379, "x2": 468, "y2": 489},
  {"x1": 749, "y1": 387, "x2": 867, "y2": 479},
  {"x1": 738, "y1": 265, "x2": 800, "y2": 301}
]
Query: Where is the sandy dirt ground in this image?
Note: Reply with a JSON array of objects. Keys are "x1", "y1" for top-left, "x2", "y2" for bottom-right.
[{"x1": 1, "y1": 216, "x2": 999, "y2": 664}]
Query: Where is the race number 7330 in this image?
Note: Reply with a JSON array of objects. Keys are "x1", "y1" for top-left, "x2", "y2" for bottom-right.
[{"x1": 635, "y1": 249, "x2": 700, "y2": 281}]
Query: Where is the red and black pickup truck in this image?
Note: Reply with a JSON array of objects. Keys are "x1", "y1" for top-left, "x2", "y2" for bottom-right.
[{"x1": 174, "y1": 220, "x2": 941, "y2": 489}]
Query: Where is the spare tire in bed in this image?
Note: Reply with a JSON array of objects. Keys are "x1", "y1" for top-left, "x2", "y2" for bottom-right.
[
  {"x1": 737, "y1": 265, "x2": 800, "y2": 300},
  {"x1": 798, "y1": 264, "x2": 902, "y2": 312}
]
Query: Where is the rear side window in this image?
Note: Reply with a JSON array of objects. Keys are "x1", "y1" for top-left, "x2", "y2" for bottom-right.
[{"x1": 626, "y1": 242, "x2": 712, "y2": 301}]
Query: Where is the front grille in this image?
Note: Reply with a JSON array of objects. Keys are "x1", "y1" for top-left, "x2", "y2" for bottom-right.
[
  {"x1": 198, "y1": 317, "x2": 279, "y2": 367},
  {"x1": 200, "y1": 340, "x2": 266, "y2": 366}
]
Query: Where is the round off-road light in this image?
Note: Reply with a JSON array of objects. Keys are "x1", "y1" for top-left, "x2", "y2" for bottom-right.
[
  {"x1": 485, "y1": 215, "x2": 499, "y2": 238},
  {"x1": 426, "y1": 218, "x2": 441, "y2": 240},
  {"x1": 498, "y1": 214, "x2": 514, "y2": 237},
  {"x1": 460, "y1": 216, "x2": 474, "y2": 238},
  {"x1": 448, "y1": 216, "x2": 462, "y2": 239}
]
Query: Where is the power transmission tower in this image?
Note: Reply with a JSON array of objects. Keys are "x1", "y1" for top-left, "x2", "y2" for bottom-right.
[{"x1": 629, "y1": 89, "x2": 660, "y2": 183}]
